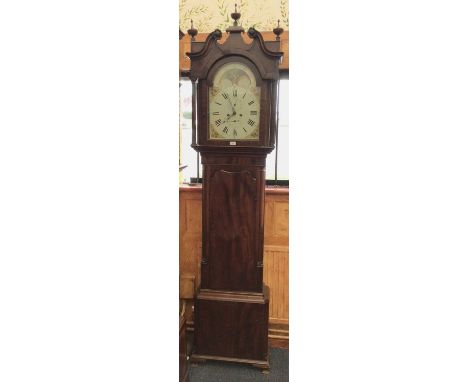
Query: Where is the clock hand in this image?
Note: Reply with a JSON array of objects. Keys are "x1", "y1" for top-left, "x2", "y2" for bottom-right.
[
  {"x1": 224, "y1": 113, "x2": 234, "y2": 122},
  {"x1": 226, "y1": 95, "x2": 236, "y2": 115},
  {"x1": 232, "y1": 86, "x2": 238, "y2": 108},
  {"x1": 218, "y1": 113, "x2": 233, "y2": 127}
]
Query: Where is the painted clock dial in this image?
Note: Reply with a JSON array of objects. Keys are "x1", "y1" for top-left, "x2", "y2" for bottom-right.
[{"x1": 208, "y1": 62, "x2": 261, "y2": 140}]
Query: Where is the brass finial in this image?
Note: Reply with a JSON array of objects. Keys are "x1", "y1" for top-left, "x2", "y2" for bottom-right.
[
  {"x1": 187, "y1": 19, "x2": 198, "y2": 41},
  {"x1": 273, "y1": 19, "x2": 284, "y2": 40},
  {"x1": 231, "y1": 4, "x2": 241, "y2": 26}
]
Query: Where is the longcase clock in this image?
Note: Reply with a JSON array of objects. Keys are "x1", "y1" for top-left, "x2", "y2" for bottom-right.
[{"x1": 187, "y1": 8, "x2": 283, "y2": 370}]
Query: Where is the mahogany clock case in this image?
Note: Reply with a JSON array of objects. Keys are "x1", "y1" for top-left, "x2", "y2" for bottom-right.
[
  {"x1": 193, "y1": 286, "x2": 270, "y2": 368},
  {"x1": 199, "y1": 154, "x2": 266, "y2": 293},
  {"x1": 193, "y1": 145, "x2": 271, "y2": 367},
  {"x1": 186, "y1": 18, "x2": 283, "y2": 370}
]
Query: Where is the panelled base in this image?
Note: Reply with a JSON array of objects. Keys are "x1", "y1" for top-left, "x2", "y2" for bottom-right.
[{"x1": 192, "y1": 285, "x2": 270, "y2": 370}]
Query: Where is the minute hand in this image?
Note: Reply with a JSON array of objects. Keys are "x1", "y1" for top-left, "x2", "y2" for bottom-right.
[{"x1": 226, "y1": 95, "x2": 237, "y2": 115}]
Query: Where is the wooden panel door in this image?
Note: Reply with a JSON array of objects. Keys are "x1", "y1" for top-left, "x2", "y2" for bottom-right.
[{"x1": 205, "y1": 167, "x2": 261, "y2": 292}]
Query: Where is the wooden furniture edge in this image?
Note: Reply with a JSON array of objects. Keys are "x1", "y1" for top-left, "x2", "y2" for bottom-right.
[
  {"x1": 179, "y1": 184, "x2": 289, "y2": 195},
  {"x1": 190, "y1": 353, "x2": 270, "y2": 370}
]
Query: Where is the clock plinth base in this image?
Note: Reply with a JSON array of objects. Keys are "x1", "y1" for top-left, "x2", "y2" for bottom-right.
[
  {"x1": 190, "y1": 353, "x2": 270, "y2": 371},
  {"x1": 192, "y1": 285, "x2": 270, "y2": 369}
]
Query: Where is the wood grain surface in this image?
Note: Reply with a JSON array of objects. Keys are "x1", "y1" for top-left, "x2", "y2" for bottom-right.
[
  {"x1": 179, "y1": 185, "x2": 289, "y2": 345},
  {"x1": 180, "y1": 31, "x2": 289, "y2": 74}
]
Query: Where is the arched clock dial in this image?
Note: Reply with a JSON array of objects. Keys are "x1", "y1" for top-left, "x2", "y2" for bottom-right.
[{"x1": 209, "y1": 62, "x2": 261, "y2": 140}]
